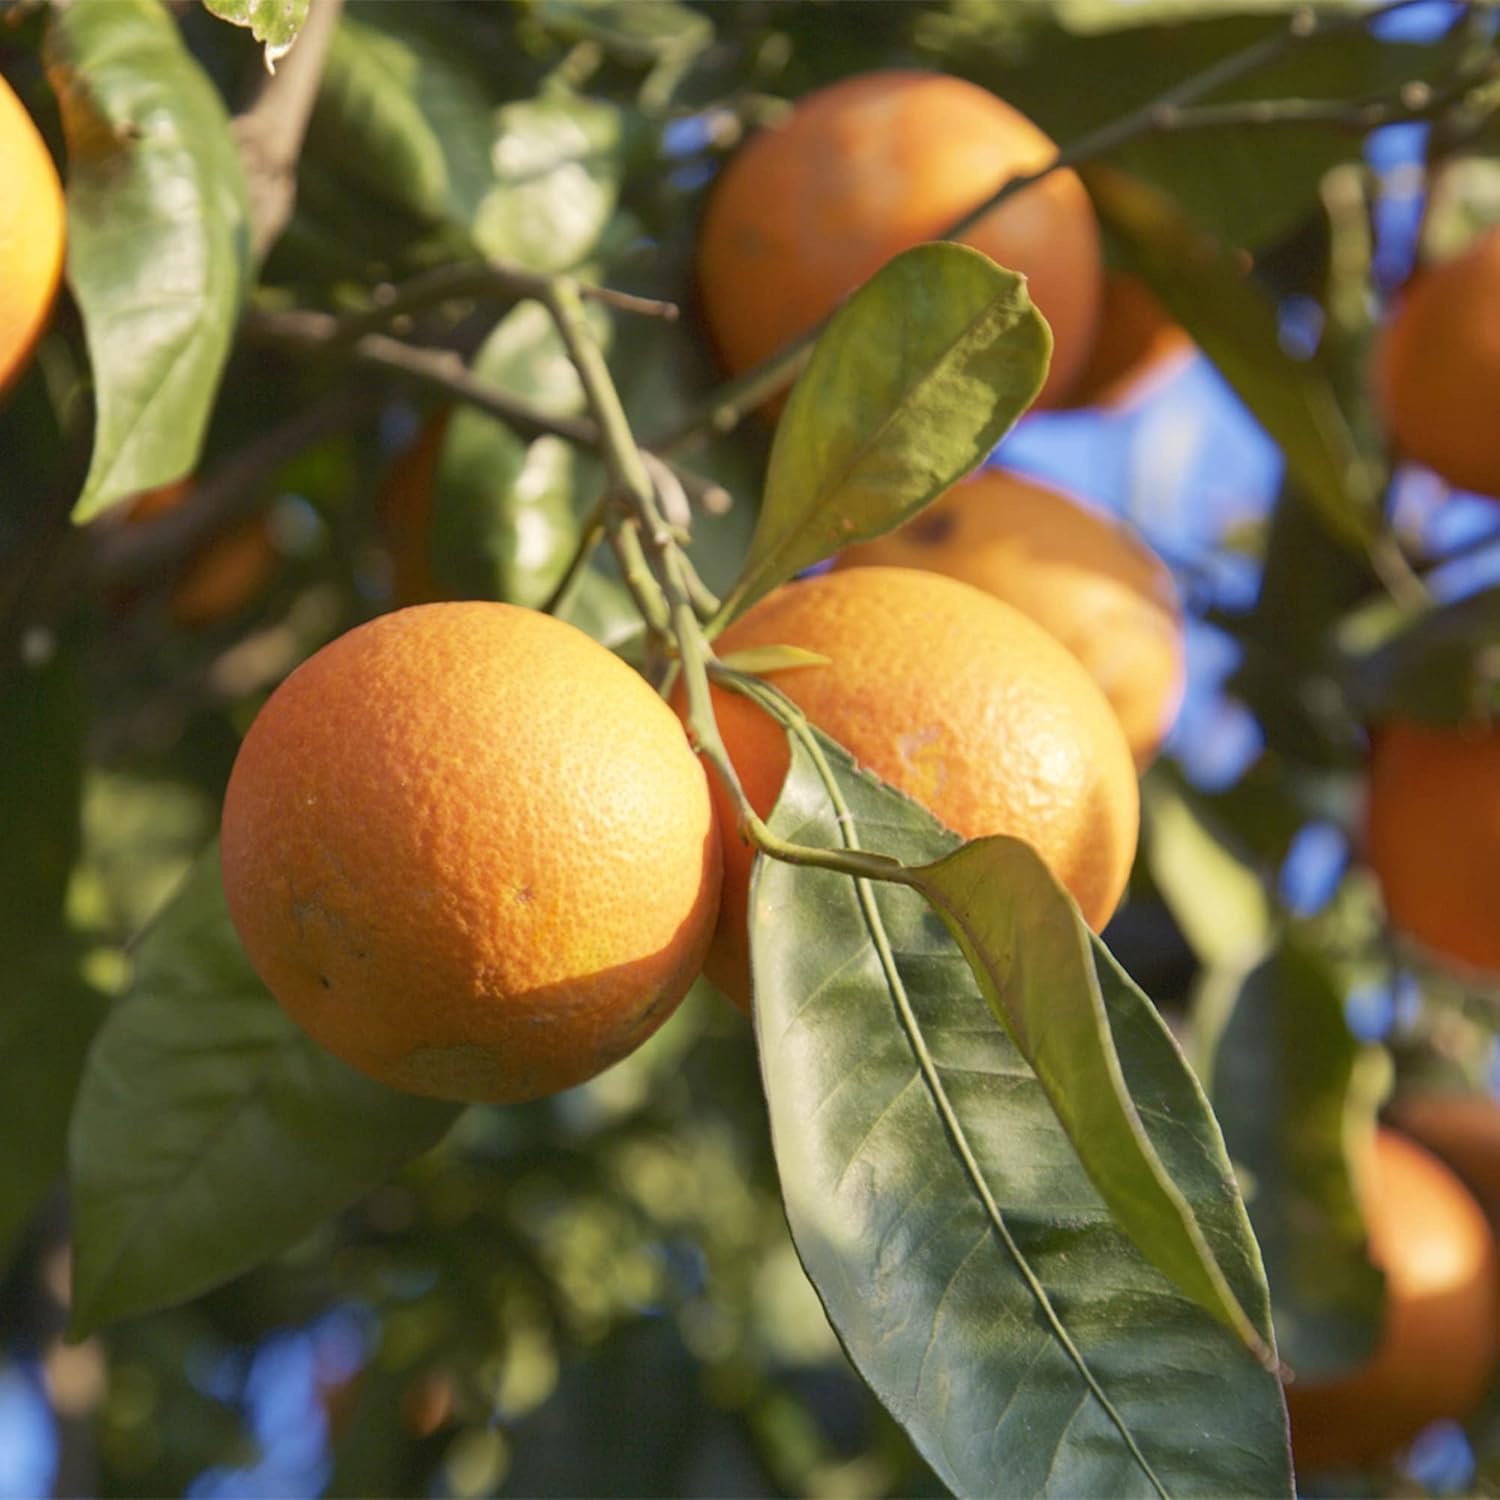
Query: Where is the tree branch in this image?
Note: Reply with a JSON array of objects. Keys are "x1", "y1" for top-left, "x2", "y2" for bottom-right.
[{"x1": 232, "y1": 0, "x2": 345, "y2": 263}]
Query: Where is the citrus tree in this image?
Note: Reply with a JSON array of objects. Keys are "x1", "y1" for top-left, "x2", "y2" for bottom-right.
[{"x1": 3, "y1": 1, "x2": 1500, "y2": 1496}]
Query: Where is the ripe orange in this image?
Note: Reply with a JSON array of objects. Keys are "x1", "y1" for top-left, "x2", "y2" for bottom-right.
[
  {"x1": 377, "y1": 415, "x2": 449, "y2": 607},
  {"x1": 689, "y1": 567, "x2": 1139, "y2": 1008},
  {"x1": 1388, "y1": 1093, "x2": 1500, "y2": 1220},
  {"x1": 1365, "y1": 719, "x2": 1500, "y2": 975},
  {"x1": 832, "y1": 469, "x2": 1185, "y2": 769},
  {"x1": 1377, "y1": 227, "x2": 1500, "y2": 499},
  {"x1": 1065, "y1": 272, "x2": 1192, "y2": 408},
  {"x1": 696, "y1": 70, "x2": 1102, "y2": 410},
  {"x1": 0, "y1": 75, "x2": 66, "y2": 395},
  {"x1": 124, "y1": 479, "x2": 278, "y2": 627},
  {"x1": 221, "y1": 602, "x2": 721, "y2": 1103},
  {"x1": 1285, "y1": 1128, "x2": 1500, "y2": 1474}
]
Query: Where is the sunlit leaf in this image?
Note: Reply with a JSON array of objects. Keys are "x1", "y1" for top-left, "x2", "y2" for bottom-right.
[
  {"x1": 69, "y1": 846, "x2": 460, "y2": 1336},
  {"x1": 45, "y1": 0, "x2": 250, "y2": 521},
  {"x1": 723, "y1": 243, "x2": 1050, "y2": 622},
  {"x1": 752, "y1": 732, "x2": 1291, "y2": 1498},
  {"x1": 1203, "y1": 938, "x2": 1386, "y2": 1380},
  {"x1": 911, "y1": 836, "x2": 1271, "y2": 1364},
  {"x1": 201, "y1": 0, "x2": 310, "y2": 67}
]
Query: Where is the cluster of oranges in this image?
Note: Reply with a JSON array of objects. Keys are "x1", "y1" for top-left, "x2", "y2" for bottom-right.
[{"x1": 8, "y1": 57, "x2": 1500, "y2": 1482}]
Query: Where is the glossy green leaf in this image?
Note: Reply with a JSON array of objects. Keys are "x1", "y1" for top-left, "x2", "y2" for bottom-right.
[
  {"x1": 0, "y1": 949, "x2": 106, "y2": 1262},
  {"x1": 752, "y1": 732, "x2": 1291, "y2": 1499},
  {"x1": 201, "y1": 0, "x2": 310, "y2": 65},
  {"x1": 474, "y1": 93, "x2": 631, "y2": 273},
  {"x1": 69, "y1": 846, "x2": 460, "y2": 1336},
  {"x1": 45, "y1": 0, "x2": 250, "y2": 522},
  {"x1": 1204, "y1": 939, "x2": 1385, "y2": 1381},
  {"x1": 429, "y1": 303, "x2": 586, "y2": 607},
  {"x1": 0, "y1": 647, "x2": 83, "y2": 965},
  {"x1": 1338, "y1": 586, "x2": 1500, "y2": 725},
  {"x1": 1142, "y1": 770, "x2": 1272, "y2": 971},
  {"x1": 911, "y1": 837, "x2": 1270, "y2": 1366},
  {"x1": 724, "y1": 243, "x2": 1050, "y2": 622},
  {"x1": 1084, "y1": 166, "x2": 1377, "y2": 551}
]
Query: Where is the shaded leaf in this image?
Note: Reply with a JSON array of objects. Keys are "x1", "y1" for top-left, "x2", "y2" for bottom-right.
[
  {"x1": 1084, "y1": 166, "x2": 1377, "y2": 550},
  {"x1": 0, "y1": 949, "x2": 107, "y2": 1262},
  {"x1": 46, "y1": 0, "x2": 250, "y2": 521},
  {"x1": 752, "y1": 731, "x2": 1291, "y2": 1498},
  {"x1": 1204, "y1": 938, "x2": 1386, "y2": 1380},
  {"x1": 1338, "y1": 586, "x2": 1500, "y2": 725},
  {"x1": 724, "y1": 243, "x2": 1050, "y2": 622},
  {"x1": 533, "y1": 0, "x2": 712, "y2": 65},
  {"x1": 911, "y1": 836, "x2": 1270, "y2": 1365},
  {"x1": 0, "y1": 647, "x2": 83, "y2": 966},
  {"x1": 201, "y1": 0, "x2": 310, "y2": 66},
  {"x1": 69, "y1": 845, "x2": 460, "y2": 1336},
  {"x1": 429, "y1": 303, "x2": 587, "y2": 607},
  {"x1": 309, "y1": 8, "x2": 494, "y2": 232}
]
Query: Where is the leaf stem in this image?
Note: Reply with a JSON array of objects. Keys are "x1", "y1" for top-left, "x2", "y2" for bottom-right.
[{"x1": 538, "y1": 497, "x2": 608, "y2": 620}]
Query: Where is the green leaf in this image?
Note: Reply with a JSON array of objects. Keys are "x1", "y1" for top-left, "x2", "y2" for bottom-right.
[
  {"x1": 1083, "y1": 166, "x2": 1377, "y2": 551},
  {"x1": 533, "y1": 0, "x2": 712, "y2": 65},
  {"x1": 752, "y1": 732, "x2": 1291, "y2": 1499},
  {"x1": 1203, "y1": 938, "x2": 1386, "y2": 1381},
  {"x1": 0, "y1": 949, "x2": 107, "y2": 1263},
  {"x1": 1338, "y1": 587, "x2": 1500, "y2": 725},
  {"x1": 68, "y1": 845, "x2": 459, "y2": 1336},
  {"x1": 0, "y1": 647, "x2": 84, "y2": 965},
  {"x1": 429, "y1": 303, "x2": 586, "y2": 606},
  {"x1": 1141, "y1": 770, "x2": 1272, "y2": 971},
  {"x1": 473, "y1": 92, "x2": 631, "y2": 273},
  {"x1": 45, "y1": 0, "x2": 250, "y2": 522},
  {"x1": 910, "y1": 837, "x2": 1272, "y2": 1367},
  {"x1": 723, "y1": 243, "x2": 1050, "y2": 622},
  {"x1": 200, "y1": 0, "x2": 309, "y2": 66},
  {"x1": 309, "y1": 9, "x2": 495, "y2": 232}
]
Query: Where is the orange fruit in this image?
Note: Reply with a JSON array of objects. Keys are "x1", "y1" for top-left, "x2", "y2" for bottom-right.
[
  {"x1": 1388, "y1": 1093, "x2": 1500, "y2": 1220},
  {"x1": 832, "y1": 469, "x2": 1185, "y2": 769},
  {"x1": 221, "y1": 602, "x2": 721, "y2": 1102},
  {"x1": 1065, "y1": 272, "x2": 1192, "y2": 408},
  {"x1": 688, "y1": 567, "x2": 1139, "y2": 1008},
  {"x1": 377, "y1": 415, "x2": 449, "y2": 607},
  {"x1": 124, "y1": 479, "x2": 278, "y2": 628},
  {"x1": 0, "y1": 75, "x2": 65, "y2": 395},
  {"x1": 1377, "y1": 227, "x2": 1500, "y2": 499},
  {"x1": 1285, "y1": 1128, "x2": 1500, "y2": 1474},
  {"x1": 1365, "y1": 719, "x2": 1500, "y2": 975},
  {"x1": 696, "y1": 70, "x2": 1102, "y2": 410}
]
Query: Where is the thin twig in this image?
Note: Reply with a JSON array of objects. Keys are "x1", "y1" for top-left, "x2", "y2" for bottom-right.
[{"x1": 328, "y1": 262, "x2": 679, "y2": 343}]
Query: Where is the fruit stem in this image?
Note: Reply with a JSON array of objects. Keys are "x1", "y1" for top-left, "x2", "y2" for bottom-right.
[{"x1": 539, "y1": 497, "x2": 609, "y2": 621}]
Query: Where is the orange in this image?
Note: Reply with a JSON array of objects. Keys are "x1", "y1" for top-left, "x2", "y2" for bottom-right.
[
  {"x1": 377, "y1": 415, "x2": 448, "y2": 607},
  {"x1": 124, "y1": 479, "x2": 278, "y2": 627},
  {"x1": 1377, "y1": 227, "x2": 1500, "y2": 499},
  {"x1": 1365, "y1": 719, "x2": 1500, "y2": 975},
  {"x1": 0, "y1": 75, "x2": 65, "y2": 396},
  {"x1": 1065, "y1": 272, "x2": 1193, "y2": 408},
  {"x1": 832, "y1": 469, "x2": 1185, "y2": 769},
  {"x1": 1388, "y1": 1093, "x2": 1500, "y2": 1220},
  {"x1": 221, "y1": 602, "x2": 721, "y2": 1103},
  {"x1": 688, "y1": 567, "x2": 1138, "y2": 1009},
  {"x1": 696, "y1": 70, "x2": 1102, "y2": 410},
  {"x1": 1285, "y1": 1128, "x2": 1500, "y2": 1474}
]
